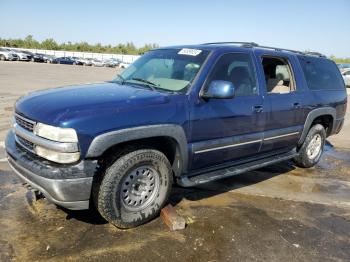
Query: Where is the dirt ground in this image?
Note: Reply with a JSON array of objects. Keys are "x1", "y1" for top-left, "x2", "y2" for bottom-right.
[{"x1": 0, "y1": 61, "x2": 349, "y2": 262}]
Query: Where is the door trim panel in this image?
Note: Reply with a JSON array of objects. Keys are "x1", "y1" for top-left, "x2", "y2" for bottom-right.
[
  {"x1": 192, "y1": 132, "x2": 263, "y2": 155},
  {"x1": 191, "y1": 125, "x2": 302, "y2": 155},
  {"x1": 263, "y1": 125, "x2": 303, "y2": 141}
]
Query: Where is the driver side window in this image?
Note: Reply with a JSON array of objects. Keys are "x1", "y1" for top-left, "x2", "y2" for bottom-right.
[{"x1": 206, "y1": 53, "x2": 258, "y2": 96}]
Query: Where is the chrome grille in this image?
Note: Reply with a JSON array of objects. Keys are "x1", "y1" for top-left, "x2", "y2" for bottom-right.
[
  {"x1": 15, "y1": 114, "x2": 35, "y2": 132},
  {"x1": 16, "y1": 135, "x2": 35, "y2": 152}
]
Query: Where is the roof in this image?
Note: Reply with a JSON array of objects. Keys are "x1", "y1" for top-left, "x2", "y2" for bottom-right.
[{"x1": 161, "y1": 42, "x2": 326, "y2": 58}]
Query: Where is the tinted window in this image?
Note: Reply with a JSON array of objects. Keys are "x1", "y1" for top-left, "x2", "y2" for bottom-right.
[
  {"x1": 206, "y1": 53, "x2": 258, "y2": 96},
  {"x1": 298, "y1": 56, "x2": 344, "y2": 90}
]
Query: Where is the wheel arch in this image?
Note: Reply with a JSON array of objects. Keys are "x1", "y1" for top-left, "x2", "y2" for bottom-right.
[
  {"x1": 298, "y1": 107, "x2": 336, "y2": 146},
  {"x1": 86, "y1": 124, "x2": 188, "y2": 176}
]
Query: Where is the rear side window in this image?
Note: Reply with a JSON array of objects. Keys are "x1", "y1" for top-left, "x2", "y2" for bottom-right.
[{"x1": 298, "y1": 56, "x2": 344, "y2": 90}]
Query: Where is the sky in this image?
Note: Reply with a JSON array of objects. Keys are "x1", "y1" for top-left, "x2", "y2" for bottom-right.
[{"x1": 0, "y1": 0, "x2": 349, "y2": 57}]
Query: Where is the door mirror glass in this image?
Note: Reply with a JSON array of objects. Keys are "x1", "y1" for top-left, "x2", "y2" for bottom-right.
[{"x1": 202, "y1": 80, "x2": 235, "y2": 99}]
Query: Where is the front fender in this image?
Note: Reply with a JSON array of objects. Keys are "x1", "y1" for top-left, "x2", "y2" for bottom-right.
[{"x1": 86, "y1": 124, "x2": 188, "y2": 173}]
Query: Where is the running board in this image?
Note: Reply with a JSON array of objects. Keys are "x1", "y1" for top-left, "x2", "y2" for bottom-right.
[{"x1": 177, "y1": 150, "x2": 298, "y2": 187}]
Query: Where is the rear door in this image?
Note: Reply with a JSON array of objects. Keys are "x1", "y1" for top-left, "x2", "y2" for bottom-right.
[
  {"x1": 256, "y1": 52, "x2": 305, "y2": 153},
  {"x1": 189, "y1": 52, "x2": 267, "y2": 170}
]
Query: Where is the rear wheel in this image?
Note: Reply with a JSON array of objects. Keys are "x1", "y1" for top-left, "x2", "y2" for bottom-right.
[
  {"x1": 293, "y1": 124, "x2": 326, "y2": 168},
  {"x1": 95, "y1": 149, "x2": 173, "y2": 228}
]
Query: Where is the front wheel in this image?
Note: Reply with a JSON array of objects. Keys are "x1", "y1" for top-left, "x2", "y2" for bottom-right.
[
  {"x1": 293, "y1": 124, "x2": 326, "y2": 168},
  {"x1": 95, "y1": 149, "x2": 173, "y2": 228}
]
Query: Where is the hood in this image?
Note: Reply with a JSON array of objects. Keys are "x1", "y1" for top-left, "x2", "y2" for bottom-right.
[{"x1": 15, "y1": 82, "x2": 171, "y2": 126}]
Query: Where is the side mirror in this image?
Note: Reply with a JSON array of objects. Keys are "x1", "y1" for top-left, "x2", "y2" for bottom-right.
[{"x1": 202, "y1": 80, "x2": 235, "y2": 99}]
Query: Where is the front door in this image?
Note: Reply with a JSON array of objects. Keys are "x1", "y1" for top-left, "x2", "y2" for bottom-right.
[{"x1": 189, "y1": 52, "x2": 267, "y2": 170}]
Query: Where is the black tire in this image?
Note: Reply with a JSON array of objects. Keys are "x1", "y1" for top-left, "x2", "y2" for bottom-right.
[
  {"x1": 95, "y1": 149, "x2": 173, "y2": 228},
  {"x1": 293, "y1": 124, "x2": 326, "y2": 168}
]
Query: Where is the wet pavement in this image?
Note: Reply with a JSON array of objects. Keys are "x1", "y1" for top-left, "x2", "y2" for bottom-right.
[{"x1": 0, "y1": 62, "x2": 349, "y2": 261}]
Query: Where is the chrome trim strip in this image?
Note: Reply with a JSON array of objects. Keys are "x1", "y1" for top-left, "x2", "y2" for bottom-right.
[
  {"x1": 263, "y1": 132, "x2": 300, "y2": 141},
  {"x1": 194, "y1": 131, "x2": 300, "y2": 154},
  {"x1": 194, "y1": 139, "x2": 262, "y2": 154},
  {"x1": 14, "y1": 123, "x2": 79, "y2": 153}
]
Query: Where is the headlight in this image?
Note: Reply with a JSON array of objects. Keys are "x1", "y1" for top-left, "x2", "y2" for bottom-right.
[
  {"x1": 34, "y1": 123, "x2": 78, "y2": 142},
  {"x1": 35, "y1": 146, "x2": 80, "y2": 164}
]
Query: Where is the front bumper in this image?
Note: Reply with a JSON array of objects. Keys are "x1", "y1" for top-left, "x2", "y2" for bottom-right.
[{"x1": 5, "y1": 131, "x2": 97, "y2": 210}]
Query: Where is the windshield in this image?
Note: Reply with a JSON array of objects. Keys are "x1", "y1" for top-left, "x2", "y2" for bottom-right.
[{"x1": 112, "y1": 48, "x2": 210, "y2": 92}]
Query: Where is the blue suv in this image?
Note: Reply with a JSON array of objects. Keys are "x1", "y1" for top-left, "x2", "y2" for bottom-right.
[{"x1": 5, "y1": 42, "x2": 347, "y2": 228}]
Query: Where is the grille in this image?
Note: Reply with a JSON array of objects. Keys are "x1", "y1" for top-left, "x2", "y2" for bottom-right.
[
  {"x1": 17, "y1": 135, "x2": 35, "y2": 151},
  {"x1": 15, "y1": 115, "x2": 34, "y2": 132}
]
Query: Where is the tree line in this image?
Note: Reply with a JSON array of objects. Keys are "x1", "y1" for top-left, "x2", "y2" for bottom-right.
[
  {"x1": 0, "y1": 35, "x2": 159, "y2": 55},
  {"x1": 0, "y1": 35, "x2": 349, "y2": 62}
]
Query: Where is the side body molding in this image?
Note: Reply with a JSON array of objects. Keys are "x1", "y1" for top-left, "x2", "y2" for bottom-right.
[
  {"x1": 86, "y1": 124, "x2": 188, "y2": 173},
  {"x1": 298, "y1": 107, "x2": 336, "y2": 145}
]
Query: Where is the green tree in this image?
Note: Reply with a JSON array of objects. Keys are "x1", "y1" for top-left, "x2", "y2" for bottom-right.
[
  {"x1": 0, "y1": 35, "x2": 160, "y2": 55},
  {"x1": 41, "y1": 38, "x2": 59, "y2": 50}
]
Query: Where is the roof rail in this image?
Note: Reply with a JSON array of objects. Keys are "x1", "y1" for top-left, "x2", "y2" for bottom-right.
[
  {"x1": 303, "y1": 51, "x2": 326, "y2": 58},
  {"x1": 200, "y1": 42, "x2": 326, "y2": 57},
  {"x1": 201, "y1": 42, "x2": 259, "y2": 47}
]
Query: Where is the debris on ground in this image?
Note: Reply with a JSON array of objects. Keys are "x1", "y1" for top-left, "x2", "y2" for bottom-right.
[{"x1": 160, "y1": 204, "x2": 186, "y2": 231}]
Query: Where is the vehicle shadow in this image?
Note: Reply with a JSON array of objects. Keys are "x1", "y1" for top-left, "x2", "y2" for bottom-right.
[
  {"x1": 60, "y1": 160, "x2": 296, "y2": 225},
  {"x1": 169, "y1": 160, "x2": 296, "y2": 205}
]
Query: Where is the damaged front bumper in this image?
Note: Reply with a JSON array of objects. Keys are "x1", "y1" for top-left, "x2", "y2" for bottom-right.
[{"x1": 5, "y1": 131, "x2": 97, "y2": 210}]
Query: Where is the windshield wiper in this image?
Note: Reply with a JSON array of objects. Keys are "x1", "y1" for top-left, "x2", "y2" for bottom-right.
[
  {"x1": 115, "y1": 74, "x2": 125, "y2": 84},
  {"x1": 130, "y1": 78, "x2": 159, "y2": 90}
]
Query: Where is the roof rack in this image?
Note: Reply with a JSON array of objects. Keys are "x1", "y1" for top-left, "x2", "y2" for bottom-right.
[
  {"x1": 202, "y1": 42, "x2": 259, "y2": 48},
  {"x1": 201, "y1": 42, "x2": 326, "y2": 57}
]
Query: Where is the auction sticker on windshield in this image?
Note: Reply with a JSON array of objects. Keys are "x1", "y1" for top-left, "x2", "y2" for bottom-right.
[{"x1": 178, "y1": 48, "x2": 202, "y2": 56}]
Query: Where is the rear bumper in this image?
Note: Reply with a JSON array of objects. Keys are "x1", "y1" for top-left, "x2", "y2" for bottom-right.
[{"x1": 5, "y1": 131, "x2": 97, "y2": 210}]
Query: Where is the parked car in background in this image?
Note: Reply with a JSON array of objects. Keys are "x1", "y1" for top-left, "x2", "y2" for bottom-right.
[
  {"x1": 71, "y1": 57, "x2": 87, "y2": 65},
  {"x1": 52, "y1": 57, "x2": 76, "y2": 65},
  {"x1": 104, "y1": 58, "x2": 121, "y2": 68},
  {"x1": 342, "y1": 69, "x2": 350, "y2": 87},
  {"x1": 337, "y1": 63, "x2": 350, "y2": 73},
  {"x1": 118, "y1": 61, "x2": 131, "y2": 69},
  {"x1": 90, "y1": 58, "x2": 105, "y2": 67},
  {"x1": 0, "y1": 48, "x2": 19, "y2": 61},
  {"x1": 77, "y1": 57, "x2": 92, "y2": 66},
  {"x1": 43, "y1": 54, "x2": 56, "y2": 63},
  {"x1": 20, "y1": 51, "x2": 46, "y2": 63},
  {"x1": 11, "y1": 49, "x2": 32, "y2": 61},
  {"x1": 31, "y1": 53, "x2": 46, "y2": 63}
]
